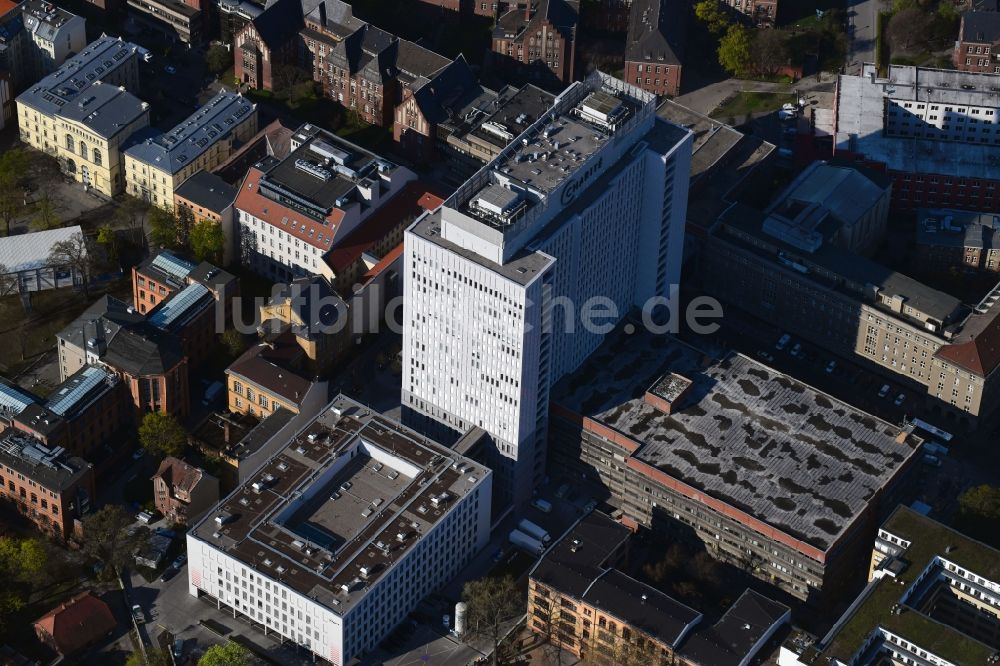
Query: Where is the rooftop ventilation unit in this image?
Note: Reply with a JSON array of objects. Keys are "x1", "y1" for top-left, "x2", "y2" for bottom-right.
[{"x1": 295, "y1": 159, "x2": 333, "y2": 181}]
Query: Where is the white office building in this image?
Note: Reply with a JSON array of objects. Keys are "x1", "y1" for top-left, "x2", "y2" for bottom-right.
[
  {"x1": 401, "y1": 72, "x2": 693, "y2": 507},
  {"x1": 186, "y1": 395, "x2": 491, "y2": 666}
]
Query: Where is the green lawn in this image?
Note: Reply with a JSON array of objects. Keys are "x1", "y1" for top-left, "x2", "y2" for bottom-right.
[{"x1": 710, "y1": 90, "x2": 794, "y2": 122}]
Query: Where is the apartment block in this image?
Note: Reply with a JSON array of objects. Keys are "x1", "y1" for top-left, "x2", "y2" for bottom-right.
[
  {"x1": 549, "y1": 327, "x2": 925, "y2": 604},
  {"x1": 624, "y1": 0, "x2": 685, "y2": 97},
  {"x1": 491, "y1": 0, "x2": 579, "y2": 90},
  {"x1": 186, "y1": 395, "x2": 492, "y2": 665},
  {"x1": 152, "y1": 456, "x2": 219, "y2": 525},
  {"x1": 125, "y1": 91, "x2": 257, "y2": 209},
  {"x1": 835, "y1": 64, "x2": 1000, "y2": 212},
  {"x1": 21, "y1": 0, "x2": 87, "y2": 78},
  {"x1": 0, "y1": 432, "x2": 94, "y2": 540},
  {"x1": 955, "y1": 12, "x2": 1000, "y2": 73},
  {"x1": 780, "y1": 505, "x2": 1000, "y2": 665},
  {"x1": 234, "y1": 123, "x2": 415, "y2": 283},
  {"x1": 15, "y1": 35, "x2": 151, "y2": 197},
  {"x1": 402, "y1": 72, "x2": 692, "y2": 507}
]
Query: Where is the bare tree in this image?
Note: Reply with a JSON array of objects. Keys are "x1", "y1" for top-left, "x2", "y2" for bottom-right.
[
  {"x1": 887, "y1": 8, "x2": 931, "y2": 53},
  {"x1": 750, "y1": 29, "x2": 789, "y2": 78},
  {"x1": 47, "y1": 232, "x2": 93, "y2": 297},
  {"x1": 463, "y1": 575, "x2": 523, "y2": 666}
]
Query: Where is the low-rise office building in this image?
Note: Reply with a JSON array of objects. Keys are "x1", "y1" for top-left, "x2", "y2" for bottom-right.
[
  {"x1": 234, "y1": 123, "x2": 415, "y2": 282},
  {"x1": 174, "y1": 171, "x2": 239, "y2": 265},
  {"x1": 125, "y1": 91, "x2": 257, "y2": 209},
  {"x1": 549, "y1": 327, "x2": 925, "y2": 604},
  {"x1": 915, "y1": 207, "x2": 1000, "y2": 274},
  {"x1": 152, "y1": 456, "x2": 220, "y2": 525},
  {"x1": 126, "y1": 0, "x2": 203, "y2": 44},
  {"x1": 0, "y1": 431, "x2": 94, "y2": 540},
  {"x1": 780, "y1": 505, "x2": 1000, "y2": 666},
  {"x1": 186, "y1": 394, "x2": 492, "y2": 665},
  {"x1": 16, "y1": 35, "x2": 151, "y2": 196},
  {"x1": 703, "y1": 190, "x2": 1000, "y2": 425}
]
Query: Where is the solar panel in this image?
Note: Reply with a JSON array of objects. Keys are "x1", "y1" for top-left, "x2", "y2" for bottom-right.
[
  {"x1": 0, "y1": 383, "x2": 35, "y2": 414},
  {"x1": 47, "y1": 366, "x2": 108, "y2": 417},
  {"x1": 150, "y1": 252, "x2": 196, "y2": 281},
  {"x1": 149, "y1": 283, "x2": 211, "y2": 330}
]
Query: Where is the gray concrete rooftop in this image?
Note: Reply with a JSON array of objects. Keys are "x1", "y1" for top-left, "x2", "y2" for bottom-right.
[{"x1": 553, "y1": 327, "x2": 923, "y2": 551}]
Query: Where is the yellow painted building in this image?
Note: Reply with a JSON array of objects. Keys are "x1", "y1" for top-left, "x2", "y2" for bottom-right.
[
  {"x1": 15, "y1": 36, "x2": 152, "y2": 197},
  {"x1": 124, "y1": 91, "x2": 257, "y2": 209}
]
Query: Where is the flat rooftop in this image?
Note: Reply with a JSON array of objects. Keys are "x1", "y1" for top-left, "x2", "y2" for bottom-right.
[
  {"x1": 718, "y1": 202, "x2": 965, "y2": 326},
  {"x1": 190, "y1": 395, "x2": 490, "y2": 614},
  {"x1": 836, "y1": 64, "x2": 1000, "y2": 180},
  {"x1": 465, "y1": 84, "x2": 555, "y2": 150},
  {"x1": 125, "y1": 91, "x2": 255, "y2": 174},
  {"x1": 553, "y1": 327, "x2": 923, "y2": 552},
  {"x1": 814, "y1": 506, "x2": 1000, "y2": 666},
  {"x1": 0, "y1": 432, "x2": 90, "y2": 491},
  {"x1": 258, "y1": 124, "x2": 397, "y2": 219}
]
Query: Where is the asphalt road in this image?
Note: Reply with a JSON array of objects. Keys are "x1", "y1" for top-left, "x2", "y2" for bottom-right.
[{"x1": 847, "y1": 0, "x2": 883, "y2": 73}]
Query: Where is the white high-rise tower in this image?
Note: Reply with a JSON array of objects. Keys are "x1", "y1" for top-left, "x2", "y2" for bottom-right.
[{"x1": 402, "y1": 72, "x2": 693, "y2": 508}]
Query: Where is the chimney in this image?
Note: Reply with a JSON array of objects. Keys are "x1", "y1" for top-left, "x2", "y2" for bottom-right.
[{"x1": 319, "y1": 0, "x2": 327, "y2": 27}]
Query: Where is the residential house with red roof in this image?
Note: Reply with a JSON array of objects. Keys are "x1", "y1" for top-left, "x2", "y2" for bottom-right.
[
  {"x1": 233, "y1": 123, "x2": 415, "y2": 284},
  {"x1": 33, "y1": 592, "x2": 116, "y2": 656}
]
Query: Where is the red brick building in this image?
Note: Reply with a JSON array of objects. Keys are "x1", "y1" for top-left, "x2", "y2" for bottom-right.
[
  {"x1": 491, "y1": 0, "x2": 579, "y2": 90},
  {"x1": 393, "y1": 57, "x2": 480, "y2": 160},
  {"x1": 955, "y1": 11, "x2": 1000, "y2": 73},
  {"x1": 0, "y1": 432, "x2": 94, "y2": 541},
  {"x1": 624, "y1": 0, "x2": 685, "y2": 97},
  {"x1": 581, "y1": 0, "x2": 632, "y2": 33},
  {"x1": 152, "y1": 456, "x2": 219, "y2": 525},
  {"x1": 302, "y1": 0, "x2": 459, "y2": 128},
  {"x1": 234, "y1": 0, "x2": 304, "y2": 91}
]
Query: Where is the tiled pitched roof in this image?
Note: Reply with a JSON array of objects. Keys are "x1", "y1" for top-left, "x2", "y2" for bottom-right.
[
  {"x1": 33, "y1": 592, "x2": 116, "y2": 656},
  {"x1": 153, "y1": 456, "x2": 206, "y2": 495}
]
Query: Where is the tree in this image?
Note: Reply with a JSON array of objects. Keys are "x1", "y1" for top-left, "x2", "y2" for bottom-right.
[
  {"x1": 955, "y1": 484, "x2": 1000, "y2": 548},
  {"x1": 0, "y1": 149, "x2": 29, "y2": 236},
  {"x1": 207, "y1": 44, "x2": 232, "y2": 76},
  {"x1": 463, "y1": 575, "x2": 522, "y2": 666},
  {"x1": 127, "y1": 648, "x2": 171, "y2": 666},
  {"x1": 82, "y1": 505, "x2": 150, "y2": 579},
  {"x1": 97, "y1": 224, "x2": 119, "y2": 266},
  {"x1": 750, "y1": 28, "x2": 789, "y2": 78},
  {"x1": 221, "y1": 328, "x2": 246, "y2": 358},
  {"x1": 199, "y1": 642, "x2": 255, "y2": 666},
  {"x1": 138, "y1": 411, "x2": 188, "y2": 458},
  {"x1": 190, "y1": 218, "x2": 226, "y2": 264},
  {"x1": 718, "y1": 25, "x2": 753, "y2": 77},
  {"x1": 887, "y1": 7, "x2": 931, "y2": 53},
  {"x1": 115, "y1": 195, "x2": 150, "y2": 247},
  {"x1": 149, "y1": 206, "x2": 181, "y2": 250},
  {"x1": 31, "y1": 191, "x2": 63, "y2": 231},
  {"x1": 694, "y1": 0, "x2": 730, "y2": 35},
  {"x1": 47, "y1": 232, "x2": 93, "y2": 297}
]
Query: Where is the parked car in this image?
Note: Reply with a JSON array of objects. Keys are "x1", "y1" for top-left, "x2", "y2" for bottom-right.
[
  {"x1": 775, "y1": 333, "x2": 791, "y2": 351},
  {"x1": 132, "y1": 448, "x2": 145, "y2": 461},
  {"x1": 531, "y1": 498, "x2": 552, "y2": 513},
  {"x1": 171, "y1": 554, "x2": 187, "y2": 569},
  {"x1": 131, "y1": 604, "x2": 145, "y2": 624},
  {"x1": 790, "y1": 342, "x2": 803, "y2": 357},
  {"x1": 878, "y1": 384, "x2": 891, "y2": 398},
  {"x1": 137, "y1": 510, "x2": 155, "y2": 525},
  {"x1": 164, "y1": 64, "x2": 177, "y2": 74},
  {"x1": 825, "y1": 360, "x2": 837, "y2": 374},
  {"x1": 895, "y1": 393, "x2": 906, "y2": 406},
  {"x1": 778, "y1": 109, "x2": 797, "y2": 121},
  {"x1": 923, "y1": 454, "x2": 942, "y2": 467},
  {"x1": 172, "y1": 638, "x2": 184, "y2": 660}
]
